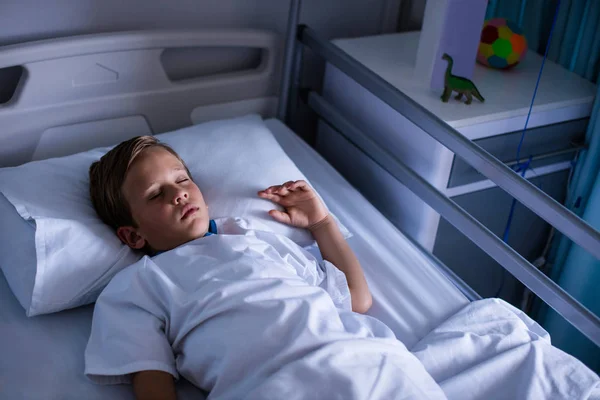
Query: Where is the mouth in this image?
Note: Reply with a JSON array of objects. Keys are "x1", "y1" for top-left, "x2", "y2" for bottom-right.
[{"x1": 181, "y1": 204, "x2": 199, "y2": 220}]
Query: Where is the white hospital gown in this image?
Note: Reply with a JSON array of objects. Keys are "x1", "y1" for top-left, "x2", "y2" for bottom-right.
[{"x1": 85, "y1": 217, "x2": 446, "y2": 400}]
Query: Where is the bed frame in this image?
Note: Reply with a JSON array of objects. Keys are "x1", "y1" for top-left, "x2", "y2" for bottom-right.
[
  {"x1": 276, "y1": 1, "x2": 600, "y2": 347},
  {"x1": 0, "y1": 1, "x2": 598, "y2": 348}
]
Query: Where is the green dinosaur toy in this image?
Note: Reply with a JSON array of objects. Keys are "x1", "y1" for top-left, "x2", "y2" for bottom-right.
[{"x1": 441, "y1": 53, "x2": 484, "y2": 105}]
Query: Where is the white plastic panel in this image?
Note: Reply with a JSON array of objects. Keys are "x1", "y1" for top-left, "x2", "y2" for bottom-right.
[
  {"x1": 190, "y1": 97, "x2": 278, "y2": 125},
  {"x1": 19, "y1": 49, "x2": 170, "y2": 108},
  {"x1": 33, "y1": 116, "x2": 152, "y2": 161},
  {"x1": 0, "y1": 30, "x2": 282, "y2": 167}
]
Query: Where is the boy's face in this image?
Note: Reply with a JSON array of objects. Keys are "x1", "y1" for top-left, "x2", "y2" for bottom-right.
[{"x1": 117, "y1": 146, "x2": 209, "y2": 252}]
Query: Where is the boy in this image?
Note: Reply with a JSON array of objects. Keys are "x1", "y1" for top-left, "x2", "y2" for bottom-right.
[{"x1": 85, "y1": 136, "x2": 445, "y2": 400}]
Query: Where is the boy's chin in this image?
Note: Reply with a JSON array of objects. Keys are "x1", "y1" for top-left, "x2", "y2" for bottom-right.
[
  {"x1": 189, "y1": 216, "x2": 209, "y2": 232},
  {"x1": 184, "y1": 225, "x2": 210, "y2": 242}
]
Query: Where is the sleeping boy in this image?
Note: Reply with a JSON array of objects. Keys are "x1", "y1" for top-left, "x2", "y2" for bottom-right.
[{"x1": 84, "y1": 136, "x2": 446, "y2": 400}]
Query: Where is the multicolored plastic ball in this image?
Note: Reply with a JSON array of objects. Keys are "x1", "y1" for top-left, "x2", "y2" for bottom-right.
[{"x1": 477, "y1": 18, "x2": 527, "y2": 69}]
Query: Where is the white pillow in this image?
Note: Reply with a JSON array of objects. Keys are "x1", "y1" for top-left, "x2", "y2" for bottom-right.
[
  {"x1": 0, "y1": 114, "x2": 350, "y2": 316},
  {"x1": 0, "y1": 193, "x2": 37, "y2": 311}
]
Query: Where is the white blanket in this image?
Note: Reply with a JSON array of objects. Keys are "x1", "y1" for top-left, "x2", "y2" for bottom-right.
[
  {"x1": 411, "y1": 298, "x2": 600, "y2": 400},
  {"x1": 85, "y1": 217, "x2": 446, "y2": 400}
]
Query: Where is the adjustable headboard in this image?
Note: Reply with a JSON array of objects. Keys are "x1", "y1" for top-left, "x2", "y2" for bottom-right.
[{"x1": 0, "y1": 30, "x2": 282, "y2": 167}]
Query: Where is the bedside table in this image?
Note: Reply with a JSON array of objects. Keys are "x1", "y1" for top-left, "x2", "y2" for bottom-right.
[{"x1": 315, "y1": 31, "x2": 597, "y2": 303}]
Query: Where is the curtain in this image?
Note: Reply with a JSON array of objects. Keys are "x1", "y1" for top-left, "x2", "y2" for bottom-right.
[
  {"x1": 487, "y1": 0, "x2": 600, "y2": 371},
  {"x1": 542, "y1": 87, "x2": 600, "y2": 372}
]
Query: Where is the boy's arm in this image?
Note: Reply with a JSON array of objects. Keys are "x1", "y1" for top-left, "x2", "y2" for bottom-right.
[
  {"x1": 258, "y1": 180, "x2": 372, "y2": 313},
  {"x1": 133, "y1": 370, "x2": 177, "y2": 400},
  {"x1": 309, "y1": 215, "x2": 372, "y2": 313}
]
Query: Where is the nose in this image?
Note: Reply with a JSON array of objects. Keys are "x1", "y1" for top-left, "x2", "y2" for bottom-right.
[{"x1": 172, "y1": 187, "x2": 189, "y2": 205}]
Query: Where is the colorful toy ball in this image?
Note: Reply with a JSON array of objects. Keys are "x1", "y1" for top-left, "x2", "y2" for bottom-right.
[{"x1": 477, "y1": 18, "x2": 527, "y2": 69}]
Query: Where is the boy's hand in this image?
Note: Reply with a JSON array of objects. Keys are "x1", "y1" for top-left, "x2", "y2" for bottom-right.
[
  {"x1": 260, "y1": 181, "x2": 372, "y2": 313},
  {"x1": 258, "y1": 180, "x2": 328, "y2": 230}
]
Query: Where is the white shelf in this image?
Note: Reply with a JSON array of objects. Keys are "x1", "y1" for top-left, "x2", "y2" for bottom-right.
[{"x1": 333, "y1": 31, "x2": 597, "y2": 138}]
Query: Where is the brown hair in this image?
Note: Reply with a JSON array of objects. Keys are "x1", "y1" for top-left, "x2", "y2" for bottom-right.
[{"x1": 89, "y1": 135, "x2": 191, "y2": 231}]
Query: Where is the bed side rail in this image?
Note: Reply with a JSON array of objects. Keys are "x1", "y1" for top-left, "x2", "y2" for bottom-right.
[
  {"x1": 298, "y1": 26, "x2": 600, "y2": 262},
  {"x1": 306, "y1": 90, "x2": 600, "y2": 347},
  {"x1": 276, "y1": 1, "x2": 600, "y2": 346}
]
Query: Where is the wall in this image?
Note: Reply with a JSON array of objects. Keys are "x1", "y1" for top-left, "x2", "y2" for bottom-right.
[{"x1": 0, "y1": 0, "x2": 401, "y2": 47}]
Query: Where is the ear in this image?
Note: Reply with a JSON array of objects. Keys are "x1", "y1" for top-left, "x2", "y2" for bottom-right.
[{"x1": 116, "y1": 226, "x2": 147, "y2": 250}]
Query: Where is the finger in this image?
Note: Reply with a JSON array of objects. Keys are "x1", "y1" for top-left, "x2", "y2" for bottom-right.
[
  {"x1": 258, "y1": 191, "x2": 282, "y2": 203},
  {"x1": 274, "y1": 185, "x2": 291, "y2": 196},
  {"x1": 285, "y1": 180, "x2": 303, "y2": 192},
  {"x1": 268, "y1": 209, "x2": 292, "y2": 225},
  {"x1": 278, "y1": 181, "x2": 295, "y2": 192},
  {"x1": 290, "y1": 180, "x2": 309, "y2": 191},
  {"x1": 264, "y1": 185, "x2": 282, "y2": 193}
]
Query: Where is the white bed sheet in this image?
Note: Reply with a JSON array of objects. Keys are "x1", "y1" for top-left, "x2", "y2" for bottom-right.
[
  {"x1": 412, "y1": 298, "x2": 600, "y2": 399},
  {"x1": 265, "y1": 118, "x2": 469, "y2": 346},
  {"x1": 0, "y1": 118, "x2": 468, "y2": 400}
]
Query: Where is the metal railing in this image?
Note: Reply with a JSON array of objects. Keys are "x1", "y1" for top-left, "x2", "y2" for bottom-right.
[
  {"x1": 299, "y1": 26, "x2": 600, "y2": 261},
  {"x1": 277, "y1": 0, "x2": 600, "y2": 347},
  {"x1": 307, "y1": 90, "x2": 600, "y2": 347}
]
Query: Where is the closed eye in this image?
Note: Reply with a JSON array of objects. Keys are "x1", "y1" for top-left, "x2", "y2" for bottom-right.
[
  {"x1": 177, "y1": 178, "x2": 189, "y2": 184},
  {"x1": 148, "y1": 190, "x2": 162, "y2": 200}
]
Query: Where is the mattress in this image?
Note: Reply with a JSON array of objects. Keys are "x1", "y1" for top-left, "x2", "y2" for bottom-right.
[{"x1": 0, "y1": 118, "x2": 468, "y2": 400}]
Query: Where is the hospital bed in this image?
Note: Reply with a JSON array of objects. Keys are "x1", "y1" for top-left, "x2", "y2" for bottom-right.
[{"x1": 0, "y1": 1, "x2": 599, "y2": 399}]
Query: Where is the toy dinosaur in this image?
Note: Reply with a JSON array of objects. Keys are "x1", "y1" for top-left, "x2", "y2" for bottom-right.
[{"x1": 441, "y1": 53, "x2": 484, "y2": 104}]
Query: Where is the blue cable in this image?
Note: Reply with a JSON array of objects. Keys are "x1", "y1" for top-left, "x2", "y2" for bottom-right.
[
  {"x1": 502, "y1": 156, "x2": 533, "y2": 243},
  {"x1": 514, "y1": 0, "x2": 561, "y2": 166},
  {"x1": 503, "y1": 0, "x2": 561, "y2": 240},
  {"x1": 495, "y1": 0, "x2": 561, "y2": 298},
  {"x1": 495, "y1": 156, "x2": 532, "y2": 298}
]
